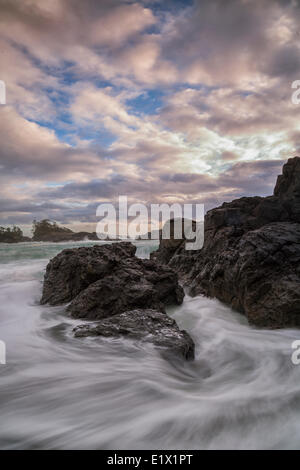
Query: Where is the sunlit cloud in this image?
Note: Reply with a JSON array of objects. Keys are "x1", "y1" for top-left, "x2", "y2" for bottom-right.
[{"x1": 0, "y1": 0, "x2": 299, "y2": 233}]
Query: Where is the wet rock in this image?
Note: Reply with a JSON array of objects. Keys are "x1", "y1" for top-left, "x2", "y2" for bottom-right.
[
  {"x1": 67, "y1": 258, "x2": 184, "y2": 320},
  {"x1": 152, "y1": 157, "x2": 300, "y2": 328},
  {"x1": 189, "y1": 222, "x2": 300, "y2": 328},
  {"x1": 41, "y1": 242, "x2": 137, "y2": 305},
  {"x1": 150, "y1": 219, "x2": 198, "y2": 265},
  {"x1": 73, "y1": 308, "x2": 195, "y2": 360},
  {"x1": 150, "y1": 219, "x2": 201, "y2": 280},
  {"x1": 41, "y1": 242, "x2": 184, "y2": 319}
]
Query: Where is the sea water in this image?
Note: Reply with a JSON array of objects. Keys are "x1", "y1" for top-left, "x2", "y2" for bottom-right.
[{"x1": 0, "y1": 240, "x2": 300, "y2": 449}]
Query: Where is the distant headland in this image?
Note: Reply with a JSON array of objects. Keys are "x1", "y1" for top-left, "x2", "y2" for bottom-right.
[{"x1": 0, "y1": 219, "x2": 117, "y2": 243}]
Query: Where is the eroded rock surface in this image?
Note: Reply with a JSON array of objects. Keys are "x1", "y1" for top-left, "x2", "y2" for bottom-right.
[
  {"x1": 41, "y1": 242, "x2": 137, "y2": 305},
  {"x1": 152, "y1": 157, "x2": 300, "y2": 328},
  {"x1": 67, "y1": 257, "x2": 184, "y2": 320},
  {"x1": 74, "y1": 309, "x2": 195, "y2": 360},
  {"x1": 41, "y1": 242, "x2": 191, "y2": 359}
]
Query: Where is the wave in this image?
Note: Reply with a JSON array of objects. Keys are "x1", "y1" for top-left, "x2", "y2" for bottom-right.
[{"x1": 0, "y1": 242, "x2": 299, "y2": 449}]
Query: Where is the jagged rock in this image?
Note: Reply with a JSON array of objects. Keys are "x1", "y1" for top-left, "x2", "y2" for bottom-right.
[
  {"x1": 67, "y1": 257, "x2": 184, "y2": 320},
  {"x1": 41, "y1": 242, "x2": 190, "y2": 359},
  {"x1": 274, "y1": 156, "x2": 300, "y2": 222},
  {"x1": 189, "y1": 222, "x2": 300, "y2": 328},
  {"x1": 150, "y1": 219, "x2": 198, "y2": 265},
  {"x1": 73, "y1": 308, "x2": 195, "y2": 360},
  {"x1": 41, "y1": 242, "x2": 136, "y2": 305},
  {"x1": 41, "y1": 242, "x2": 184, "y2": 319},
  {"x1": 152, "y1": 157, "x2": 300, "y2": 328}
]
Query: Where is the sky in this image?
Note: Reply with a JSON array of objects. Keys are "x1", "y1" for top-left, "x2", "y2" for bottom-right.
[{"x1": 0, "y1": 0, "x2": 300, "y2": 234}]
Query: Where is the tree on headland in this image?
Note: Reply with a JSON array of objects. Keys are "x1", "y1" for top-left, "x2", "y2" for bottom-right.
[
  {"x1": 32, "y1": 219, "x2": 73, "y2": 241},
  {"x1": 0, "y1": 225, "x2": 24, "y2": 243}
]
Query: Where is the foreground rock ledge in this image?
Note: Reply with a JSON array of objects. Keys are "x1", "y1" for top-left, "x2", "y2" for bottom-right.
[
  {"x1": 73, "y1": 309, "x2": 195, "y2": 360},
  {"x1": 152, "y1": 157, "x2": 300, "y2": 329}
]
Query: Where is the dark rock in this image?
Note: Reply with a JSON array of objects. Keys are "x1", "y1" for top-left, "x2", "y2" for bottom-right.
[
  {"x1": 73, "y1": 308, "x2": 195, "y2": 360},
  {"x1": 68, "y1": 231, "x2": 99, "y2": 241},
  {"x1": 274, "y1": 156, "x2": 300, "y2": 222},
  {"x1": 152, "y1": 157, "x2": 300, "y2": 328},
  {"x1": 67, "y1": 258, "x2": 184, "y2": 320},
  {"x1": 189, "y1": 222, "x2": 300, "y2": 328},
  {"x1": 41, "y1": 241, "x2": 190, "y2": 359},
  {"x1": 151, "y1": 219, "x2": 198, "y2": 264},
  {"x1": 41, "y1": 242, "x2": 138, "y2": 305},
  {"x1": 41, "y1": 242, "x2": 184, "y2": 319},
  {"x1": 150, "y1": 219, "x2": 201, "y2": 281}
]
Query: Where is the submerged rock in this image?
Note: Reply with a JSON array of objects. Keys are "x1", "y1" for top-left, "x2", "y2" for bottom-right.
[
  {"x1": 152, "y1": 157, "x2": 300, "y2": 329},
  {"x1": 73, "y1": 308, "x2": 195, "y2": 360}
]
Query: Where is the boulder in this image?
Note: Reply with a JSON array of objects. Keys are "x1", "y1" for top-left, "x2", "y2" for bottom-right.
[
  {"x1": 41, "y1": 242, "x2": 136, "y2": 305},
  {"x1": 41, "y1": 241, "x2": 191, "y2": 360},
  {"x1": 67, "y1": 258, "x2": 184, "y2": 320},
  {"x1": 41, "y1": 242, "x2": 184, "y2": 318},
  {"x1": 73, "y1": 308, "x2": 195, "y2": 360}
]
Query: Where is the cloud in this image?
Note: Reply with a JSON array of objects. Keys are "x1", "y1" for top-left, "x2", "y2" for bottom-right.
[{"x1": 0, "y1": 0, "x2": 299, "y2": 229}]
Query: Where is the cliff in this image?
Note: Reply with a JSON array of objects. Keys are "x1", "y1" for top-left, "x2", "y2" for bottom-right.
[{"x1": 152, "y1": 157, "x2": 300, "y2": 328}]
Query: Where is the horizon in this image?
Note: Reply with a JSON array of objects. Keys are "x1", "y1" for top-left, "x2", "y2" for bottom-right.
[{"x1": 1, "y1": 0, "x2": 300, "y2": 236}]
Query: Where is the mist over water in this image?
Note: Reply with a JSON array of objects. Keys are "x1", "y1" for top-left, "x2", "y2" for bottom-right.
[{"x1": 0, "y1": 241, "x2": 300, "y2": 449}]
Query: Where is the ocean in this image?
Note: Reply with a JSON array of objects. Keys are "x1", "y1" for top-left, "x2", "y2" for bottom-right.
[{"x1": 0, "y1": 240, "x2": 300, "y2": 449}]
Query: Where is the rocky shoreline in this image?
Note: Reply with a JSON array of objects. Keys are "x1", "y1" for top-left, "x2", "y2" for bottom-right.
[
  {"x1": 40, "y1": 157, "x2": 300, "y2": 359},
  {"x1": 153, "y1": 157, "x2": 300, "y2": 329}
]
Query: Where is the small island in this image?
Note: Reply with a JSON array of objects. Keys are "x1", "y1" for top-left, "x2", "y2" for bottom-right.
[
  {"x1": 0, "y1": 226, "x2": 31, "y2": 243},
  {"x1": 0, "y1": 219, "x2": 118, "y2": 243}
]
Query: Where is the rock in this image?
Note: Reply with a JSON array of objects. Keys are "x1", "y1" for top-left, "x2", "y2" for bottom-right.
[
  {"x1": 73, "y1": 308, "x2": 195, "y2": 360},
  {"x1": 67, "y1": 258, "x2": 184, "y2": 320},
  {"x1": 150, "y1": 219, "x2": 201, "y2": 280},
  {"x1": 152, "y1": 157, "x2": 300, "y2": 328},
  {"x1": 274, "y1": 156, "x2": 300, "y2": 222},
  {"x1": 41, "y1": 242, "x2": 184, "y2": 319},
  {"x1": 41, "y1": 241, "x2": 190, "y2": 360},
  {"x1": 67, "y1": 231, "x2": 99, "y2": 241},
  {"x1": 189, "y1": 222, "x2": 300, "y2": 328},
  {"x1": 151, "y1": 219, "x2": 197, "y2": 264},
  {"x1": 41, "y1": 242, "x2": 136, "y2": 305}
]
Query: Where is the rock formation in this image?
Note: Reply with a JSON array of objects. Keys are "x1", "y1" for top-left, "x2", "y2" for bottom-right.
[
  {"x1": 74, "y1": 309, "x2": 194, "y2": 360},
  {"x1": 152, "y1": 157, "x2": 300, "y2": 328},
  {"x1": 41, "y1": 242, "x2": 192, "y2": 359}
]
